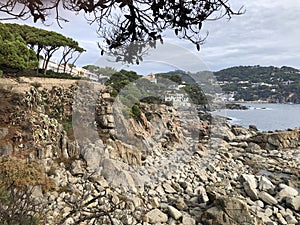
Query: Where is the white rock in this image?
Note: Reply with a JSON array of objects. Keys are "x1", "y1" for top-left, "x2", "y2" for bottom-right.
[
  {"x1": 101, "y1": 159, "x2": 142, "y2": 193},
  {"x1": 277, "y1": 184, "x2": 298, "y2": 198},
  {"x1": 197, "y1": 186, "x2": 209, "y2": 203},
  {"x1": 286, "y1": 196, "x2": 300, "y2": 211},
  {"x1": 151, "y1": 197, "x2": 160, "y2": 208},
  {"x1": 145, "y1": 209, "x2": 168, "y2": 223},
  {"x1": 244, "y1": 182, "x2": 259, "y2": 200},
  {"x1": 163, "y1": 182, "x2": 176, "y2": 194},
  {"x1": 259, "y1": 176, "x2": 275, "y2": 193},
  {"x1": 167, "y1": 205, "x2": 182, "y2": 220},
  {"x1": 259, "y1": 191, "x2": 278, "y2": 205},
  {"x1": 242, "y1": 174, "x2": 258, "y2": 188},
  {"x1": 176, "y1": 197, "x2": 187, "y2": 210},
  {"x1": 256, "y1": 200, "x2": 264, "y2": 208},
  {"x1": 156, "y1": 185, "x2": 165, "y2": 196},
  {"x1": 182, "y1": 214, "x2": 196, "y2": 225},
  {"x1": 265, "y1": 207, "x2": 273, "y2": 217},
  {"x1": 284, "y1": 214, "x2": 298, "y2": 224}
]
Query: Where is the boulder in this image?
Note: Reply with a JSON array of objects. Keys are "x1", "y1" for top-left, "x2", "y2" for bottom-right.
[
  {"x1": 182, "y1": 214, "x2": 196, "y2": 225},
  {"x1": 258, "y1": 176, "x2": 275, "y2": 193},
  {"x1": 101, "y1": 158, "x2": 144, "y2": 193},
  {"x1": 259, "y1": 191, "x2": 278, "y2": 205},
  {"x1": 211, "y1": 124, "x2": 236, "y2": 141},
  {"x1": 244, "y1": 182, "x2": 259, "y2": 201},
  {"x1": 167, "y1": 205, "x2": 182, "y2": 220},
  {"x1": 231, "y1": 125, "x2": 253, "y2": 139},
  {"x1": 252, "y1": 130, "x2": 299, "y2": 150},
  {"x1": 284, "y1": 214, "x2": 298, "y2": 224},
  {"x1": 241, "y1": 174, "x2": 258, "y2": 188},
  {"x1": 201, "y1": 197, "x2": 257, "y2": 225},
  {"x1": 81, "y1": 142, "x2": 105, "y2": 169},
  {"x1": 197, "y1": 186, "x2": 210, "y2": 203},
  {"x1": 277, "y1": 184, "x2": 299, "y2": 199},
  {"x1": 245, "y1": 142, "x2": 261, "y2": 153},
  {"x1": 163, "y1": 182, "x2": 176, "y2": 194},
  {"x1": 286, "y1": 196, "x2": 300, "y2": 211},
  {"x1": 145, "y1": 209, "x2": 168, "y2": 224},
  {"x1": 70, "y1": 160, "x2": 85, "y2": 176}
]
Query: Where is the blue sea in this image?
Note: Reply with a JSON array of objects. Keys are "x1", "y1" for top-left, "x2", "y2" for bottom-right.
[{"x1": 212, "y1": 103, "x2": 300, "y2": 131}]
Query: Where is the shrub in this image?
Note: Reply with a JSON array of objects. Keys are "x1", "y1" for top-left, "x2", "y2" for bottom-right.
[
  {"x1": 31, "y1": 82, "x2": 42, "y2": 89},
  {"x1": 0, "y1": 157, "x2": 55, "y2": 225},
  {"x1": 130, "y1": 104, "x2": 142, "y2": 120}
]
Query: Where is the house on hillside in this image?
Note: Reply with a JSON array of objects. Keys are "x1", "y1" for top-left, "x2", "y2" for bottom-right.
[
  {"x1": 39, "y1": 60, "x2": 109, "y2": 83},
  {"x1": 164, "y1": 92, "x2": 191, "y2": 107},
  {"x1": 144, "y1": 73, "x2": 157, "y2": 84}
]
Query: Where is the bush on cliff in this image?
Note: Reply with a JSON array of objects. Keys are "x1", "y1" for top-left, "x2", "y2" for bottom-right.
[{"x1": 0, "y1": 157, "x2": 55, "y2": 225}]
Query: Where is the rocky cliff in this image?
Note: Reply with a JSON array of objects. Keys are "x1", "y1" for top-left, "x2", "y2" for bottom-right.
[{"x1": 0, "y1": 78, "x2": 299, "y2": 225}]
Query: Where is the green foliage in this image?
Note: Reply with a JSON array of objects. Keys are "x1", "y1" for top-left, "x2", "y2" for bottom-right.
[
  {"x1": 31, "y1": 82, "x2": 42, "y2": 89},
  {"x1": 0, "y1": 23, "x2": 38, "y2": 71},
  {"x1": 215, "y1": 65, "x2": 300, "y2": 103},
  {"x1": 0, "y1": 22, "x2": 84, "y2": 76},
  {"x1": 19, "y1": 69, "x2": 81, "y2": 80},
  {"x1": 105, "y1": 70, "x2": 142, "y2": 93},
  {"x1": 140, "y1": 96, "x2": 162, "y2": 104},
  {"x1": 0, "y1": 0, "x2": 241, "y2": 65},
  {"x1": 0, "y1": 157, "x2": 54, "y2": 191},
  {"x1": 82, "y1": 65, "x2": 117, "y2": 77},
  {"x1": 183, "y1": 84, "x2": 208, "y2": 105},
  {"x1": 0, "y1": 70, "x2": 2, "y2": 77},
  {"x1": 130, "y1": 104, "x2": 142, "y2": 119},
  {"x1": 61, "y1": 115, "x2": 73, "y2": 138},
  {"x1": 156, "y1": 72, "x2": 182, "y2": 84},
  {"x1": 45, "y1": 70, "x2": 81, "y2": 79},
  {"x1": 156, "y1": 70, "x2": 208, "y2": 106}
]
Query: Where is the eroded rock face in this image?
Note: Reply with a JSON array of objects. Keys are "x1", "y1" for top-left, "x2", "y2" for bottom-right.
[
  {"x1": 101, "y1": 158, "x2": 144, "y2": 193},
  {"x1": 2, "y1": 80, "x2": 300, "y2": 225},
  {"x1": 107, "y1": 139, "x2": 142, "y2": 166},
  {"x1": 252, "y1": 129, "x2": 300, "y2": 149}
]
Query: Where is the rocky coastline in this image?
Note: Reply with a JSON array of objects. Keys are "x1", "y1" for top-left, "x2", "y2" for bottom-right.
[
  {"x1": 0, "y1": 79, "x2": 299, "y2": 225},
  {"x1": 225, "y1": 103, "x2": 249, "y2": 110}
]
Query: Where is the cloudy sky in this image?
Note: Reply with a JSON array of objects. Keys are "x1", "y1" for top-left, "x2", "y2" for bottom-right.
[{"x1": 7, "y1": 0, "x2": 300, "y2": 73}]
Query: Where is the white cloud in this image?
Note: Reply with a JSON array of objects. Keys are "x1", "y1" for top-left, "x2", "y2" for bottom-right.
[{"x1": 200, "y1": 0, "x2": 300, "y2": 70}]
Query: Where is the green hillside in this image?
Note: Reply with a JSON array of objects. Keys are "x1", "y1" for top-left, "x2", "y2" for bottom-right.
[{"x1": 214, "y1": 65, "x2": 300, "y2": 103}]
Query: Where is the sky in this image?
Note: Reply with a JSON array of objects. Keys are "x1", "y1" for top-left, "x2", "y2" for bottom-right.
[{"x1": 4, "y1": 0, "x2": 300, "y2": 74}]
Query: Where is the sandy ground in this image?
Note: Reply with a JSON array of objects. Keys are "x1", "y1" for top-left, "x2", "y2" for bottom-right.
[{"x1": 0, "y1": 77, "x2": 78, "y2": 94}]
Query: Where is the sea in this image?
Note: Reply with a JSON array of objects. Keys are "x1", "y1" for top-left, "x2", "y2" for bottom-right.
[{"x1": 212, "y1": 103, "x2": 300, "y2": 131}]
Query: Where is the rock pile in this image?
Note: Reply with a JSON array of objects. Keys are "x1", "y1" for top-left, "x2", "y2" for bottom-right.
[
  {"x1": 39, "y1": 127, "x2": 300, "y2": 224},
  {"x1": 1, "y1": 83, "x2": 299, "y2": 225}
]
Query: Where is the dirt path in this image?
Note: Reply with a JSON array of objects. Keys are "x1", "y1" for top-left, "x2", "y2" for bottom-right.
[{"x1": 0, "y1": 77, "x2": 78, "y2": 93}]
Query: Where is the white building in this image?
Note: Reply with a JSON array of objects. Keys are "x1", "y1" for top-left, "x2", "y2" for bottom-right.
[
  {"x1": 39, "y1": 60, "x2": 109, "y2": 83},
  {"x1": 144, "y1": 73, "x2": 157, "y2": 83},
  {"x1": 164, "y1": 92, "x2": 191, "y2": 107}
]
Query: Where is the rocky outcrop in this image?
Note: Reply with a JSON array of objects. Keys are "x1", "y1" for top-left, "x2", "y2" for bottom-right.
[
  {"x1": 226, "y1": 103, "x2": 249, "y2": 110},
  {"x1": 106, "y1": 139, "x2": 142, "y2": 166},
  {"x1": 36, "y1": 130, "x2": 300, "y2": 225},
  {"x1": 1, "y1": 79, "x2": 300, "y2": 225},
  {"x1": 251, "y1": 129, "x2": 300, "y2": 149},
  {"x1": 202, "y1": 197, "x2": 257, "y2": 225}
]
